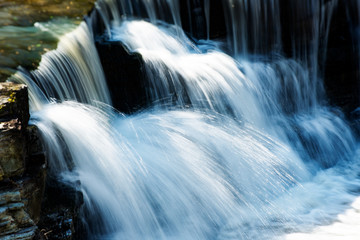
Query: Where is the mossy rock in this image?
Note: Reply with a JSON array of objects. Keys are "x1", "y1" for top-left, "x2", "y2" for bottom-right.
[
  {"x1": 0, "y1": 82, "x2": 29, "y2": 179},
  {"x1": 0, "y1": 82, "x2": 29, "y2": 129}
]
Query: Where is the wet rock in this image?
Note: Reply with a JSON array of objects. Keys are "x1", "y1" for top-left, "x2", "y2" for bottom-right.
[
  {"x1": 1, "y1": 226, "x2": 38, "y2": 240},
  {"x1": 0, "y1": 83, "x2": 29, "y2": 179},
  {"x1": 95, "y1": 37, "x2": 148, "y2": 113},
  {"x1": 36, "y1": 210, "x2": 76, "y2": 240},
  {"x1": 279, "y1": 0, "x2": 360, "y2": 115},
  {"x1": 0, "y1": 128, "x2": 26, "y2": 179},
  {"x1": 324, "y1": 0, "x2": 360, "y2": 115},
  {"x1": 0, "y1": 82, "x2": 29, "y2": 129},
  {"x1": 19, "y1": 173, "x2": 46, "y2": 225},
  {"x1": 179, "y1": 0, "x2": 226, "y2": 40},
  {"x1": 0, "y1": 189, "x2": 36, "y2": 240},
  {"x1": 26, "y1": 125, "x2": 46, "y2": 164},
  {"x1": 0, "y1": 82, "x2": 47, "y2": 239},
  {"x1": 35, "y1": 177, "x2": 84, "y2": 240},
  {"x1": 0, "y1": 95, "x2": 80, "y2": 240}
]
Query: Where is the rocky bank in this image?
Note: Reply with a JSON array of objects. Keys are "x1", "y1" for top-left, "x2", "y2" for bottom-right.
[
  {"x1": 0, "y1": 82, "x2": 83, "y2": 240},
  {"x1": 0, "y1": 82, "x2": 45, "y2": 239}
]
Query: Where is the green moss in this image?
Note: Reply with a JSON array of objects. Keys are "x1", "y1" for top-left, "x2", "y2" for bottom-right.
[{"x1": 8, "y1": 92, "x2": 16, "y2": 103}]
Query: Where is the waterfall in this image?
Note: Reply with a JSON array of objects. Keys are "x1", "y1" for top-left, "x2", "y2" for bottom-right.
[
  {"x1": 112, "y1": 20, "x2": 354, "y2": 168},
  {"x1": 12, "y1": 22, "x2": 111, "y2": 111},
  {"x1": 204, "y1": 0, "x2": 210, "y2": 39},
  {"x1": 95, "y1": 0, "x2": 182, "y2": 38},
  {"x1": 12, "y1": 0, "x2": 360, "y2": 239},
  {"x1": 223, "y1": 0, "x2": 282, "y2": 57}
]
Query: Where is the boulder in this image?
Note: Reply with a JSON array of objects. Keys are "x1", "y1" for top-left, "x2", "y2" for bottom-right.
[{"x1": 95, "y1": 37, "x2": 148, "y2": 113}]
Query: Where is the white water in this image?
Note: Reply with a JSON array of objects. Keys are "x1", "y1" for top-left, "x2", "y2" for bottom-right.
[
  {"x1": 95, "y1": 0, "x2": 182, "y2": 38},
  {"x1": 13, "y1": 0, "x2": 360, "y2": 239},
  {"x1": 32, "y1": 103, "x2": 309, "y2": 239},
  {"x1": 31, "y1": 102, "x2": 360, "y2": 239},
  {"x1": 13, "y1": 22, "x2": 111, "y2": 111},
  {"x1": 111, "y1": 20, "x2": 355, "y2": 168}
]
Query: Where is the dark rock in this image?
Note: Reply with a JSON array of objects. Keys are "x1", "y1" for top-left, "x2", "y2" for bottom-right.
[
  {"x1": 324, "y1": 0, "x2": 360, "y2": 115},
  {"x1": 95, "y1": 37, "x2": 148, "y2": 113},
  {"x1": 25, "y1": 125, "x2": 46, "y2": 177},
  {"x1": 36, "y1": 210, "x2": 76, "y2": 240},
  {"x1": 0, "y1": 83, "x2": 30, "y2": 130},
  {"x1": 85, "y1": 8, "x2": 107, "y2": 39},
  {"x1": 0, "y1": 82, "x2": 80, "y2": 240},
  {"x1": 0, "y1": 189, "x2": 37, "y2": 240},
  {"x1": 18, "y1": 173, "x2": 46, "y2": 224},
  {"x1": 0, "y1": 82, "x2": 47, "y2": 239},
  {"x1": 35, "y1": 177, "x2": 83, "y2": 240},
  {"x1": 0, "y1": 127, "x2": 26, "y2": 179},
  {"x1": 0, "y1": 83, "x2": 29, "y2": 180}
]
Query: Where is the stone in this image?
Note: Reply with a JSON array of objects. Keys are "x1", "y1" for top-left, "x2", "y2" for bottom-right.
[
  {"x1": 0, "y1": 127, "x2": 26, "y2": 179},
  {"x1": 323, "y1": 0, "x2": 360, "y2": 115},
  {"x1": 0, "y1": 82, "x2": 29, "y2": 129},
  {"x1": 179, "y1": 0, "x2": 226, "y2": 40},
  {"x1": 35, "y1": 176, "x2": 84, "y2": 240},
  {"x1": 1, "y1": 226, "x2": 37, "y2": 240},
  {"x1": 0, "y1": 82, "x2": 47, "y2": 239},
  {"x1": 26, "y1": 125, "x2": 45, "y2": 159},
  {"x1": 0, "y1": 191, "x2": 21, "y2": 205},
  {"x1": 0, "y1": 83, "x2": 29, "y2": 179},
  {"x1": 0, "y1": 83, "x2": 81, "y2": 240},
  {"x1": 0, "y1": 189, "x2": 36, "y2": 240},
  {"x1": 19, "y1": 170, "x2": 46, "y2": 225},
  {"x1": 95, "y1": 38, "x2": 148, "y2": 113}
]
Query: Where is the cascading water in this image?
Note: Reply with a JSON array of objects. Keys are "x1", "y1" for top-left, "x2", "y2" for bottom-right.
[
  {"x1": 12, "y1": 22, "x2": 111, "y2": 111},
  {"x1": 11, "y1": 0, "x2": 360, "y2": 239},
  {"x1": 223, "y1": 0, "x2": 282, "y2": 57},
  {"x1": 94, "y1": 0, "x2": 182, "y2": 37}
]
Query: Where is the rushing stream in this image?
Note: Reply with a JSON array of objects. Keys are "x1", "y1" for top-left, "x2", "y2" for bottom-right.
[{"x1": 11, "y1": 0, "x2": 360, "y2": 239}]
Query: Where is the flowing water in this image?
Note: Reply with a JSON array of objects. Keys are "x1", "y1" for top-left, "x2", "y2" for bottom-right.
[
  {"x1": 12, "y1": 22, "x2": 111, "y2": 111},
  {"x1": 11, "y1": 0, "x2": 360, "y2": 239}
]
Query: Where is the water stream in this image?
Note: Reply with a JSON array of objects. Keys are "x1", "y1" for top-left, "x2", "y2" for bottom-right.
[{"x1": 12, "y1": 0, "x2": 360, "y2": 239}]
